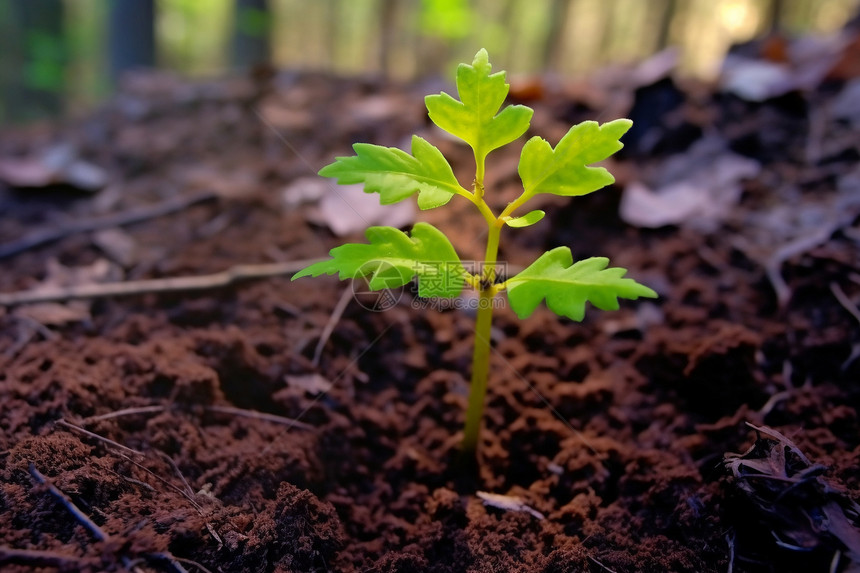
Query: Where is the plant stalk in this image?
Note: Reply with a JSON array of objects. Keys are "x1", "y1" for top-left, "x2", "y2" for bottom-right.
[
  {"x1": 474, "y1": 151, "x2": 486, "y2": 200},
  {"x1": 462, "y1": 220, "x2": 502, "y2": 453},
  {"x1": 462, "y1": 286, "x2": 495, "y2": 453}
]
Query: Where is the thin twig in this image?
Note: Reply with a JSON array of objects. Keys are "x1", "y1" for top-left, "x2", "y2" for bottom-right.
[
  {"x1": 830, "y1": 282, "x2": 860, "y2": 325},
  {"x1": 112, "y1": 472, "x2": 156, "y2": 492},
  {"x1": 0, "y1": 547, "x2": 92, "y2": 568},
  {"x1": 118, "y1": 453, "x2": 204, "y2": 513},
  {"x1": 829, "y1": 550, "x2": 841, "y2": 573},
  {"x1": 83, "y1": 403, "x2": 314, "y2": 431},
  {"x1": 156, "y1": 451, "x2": 195, "y2": 499},
  {"x1": 757, "y1": 390, "x2": 792, "y2": 418},
  {"x1": 0, "y1": 190, "x2": 217, "y2": 260},
  {"x1": 81, "y1": 405, "x2": 167, "y2": 423},
  {"x1": 764, "y1": 226, "x2": 836, "y2": 308},
  {"x1": 168, "y1": 560, "x2": 191, "y2": 573},
  {"x1": 841, "y1": 343, "x2": 860, "y2": 372},
  {"x1": 0, "y1": 258, "x2": 323, "y2": 307},
  {"x1": 4, "y1": 314, "x2": 57, "y2": 356},
  {"x1": 312, "y1": 286, "x2": 353, "y2": 367},
  {"x1": 588, "y1": 556, "x2": 620, "y2": 573},
  {"x1": 148, "y1": 552, "x2": 215, "y2": 573},
  {"x1": 726, "y1": 532, "x2": 735, "y2": 573},
  {"x1": 759, "y1": 200, "x2": 860, "y2": 308},
  {"x1": 150, "y1": 453, "x2": 223, "y2": 548},
  {"x1": 43, "y1": 422, "x2": 218, "y2": 566},
  {"x1": 55, "y1": 419, "x2": 144, "y2": 457},
  {"x1": 54, "y1": 420, "x2": 205, "y2": 513},
  {"x1": 28, "y1": 463, "x2": 108, "y2": 542},
  {"x1": 205, "y1": 405, "x2": 315, "y2": 430}
]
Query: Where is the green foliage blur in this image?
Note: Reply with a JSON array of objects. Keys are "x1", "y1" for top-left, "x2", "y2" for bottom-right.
[{"x1": 1, "y1": 0, "x2": 858, "y2": 125}]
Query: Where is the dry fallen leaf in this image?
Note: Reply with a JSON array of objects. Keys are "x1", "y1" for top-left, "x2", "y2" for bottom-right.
[
  {"x1": 0, "y1": 144, "x2": 107, "y2": 193},
  {"x1": 724, "y1": 423, "x2": 860, "y2": 564},
  {"x1": 620, "y1": 149, "x2": 759, "y2": 230},
  {"x1": 281, "y1": 177, "x2": 329, "y2": 208},
  {"x1": 285, "y1": 373, "x2": 333, "y2": 394},
  {"x1": 312, "y1": 183, "x2": 415, "y2": 237}
]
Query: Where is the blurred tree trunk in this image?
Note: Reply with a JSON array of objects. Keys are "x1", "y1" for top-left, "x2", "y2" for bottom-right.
[
  {"x1": 379, "y1": 0, "x2": 398, "y2": 75},
  {"x1": 109, "y1": 0, "x2": 155, "y2": 83},
  {"x1": 324, "y1": 0, "x2": 337, "y2": 71},
  {"x1": 1, "y1": 0, "x2": 65, "y2": 122},
  {"x1": 767, "y1": 0, "x2": 784, "y2": 34},
  {"x1": 656, "y1": 0, "x2": 676, "y2": 50},
  {"x1": 598, "y1": 0, "x2": 614, "y2": 63},
  {"x1": 544, "y1": 0, "x2": 572, "y2": 72},
  {"x1": 233, "y1": 0, "x2": 271, "y2": 68}
]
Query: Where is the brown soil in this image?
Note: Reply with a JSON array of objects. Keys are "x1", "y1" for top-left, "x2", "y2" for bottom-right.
[{"x1": 1, "y1": 38, "x2": 859, "y2": 572}]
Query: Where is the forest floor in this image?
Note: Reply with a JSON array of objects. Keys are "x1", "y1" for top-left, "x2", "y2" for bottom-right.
[{"x1": 1, "y1": 30, "x2": 859, "y2": 573}]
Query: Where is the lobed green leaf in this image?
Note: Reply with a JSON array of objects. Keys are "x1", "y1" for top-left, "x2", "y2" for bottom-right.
[
  {"x1": 504, "y1": 209, "x2": 545, "y2": 228},
  {"x1": 425, "y1": 49, "x2": 533, "y2": 162},
  {"x1": 292, "y1": 222, "x2": 467, "y2": 298},
  {"x1": 318, "y1": 135, "x2": 466, "y2": 210},
  {"x1": 505, "y1": 247, "x2": 657, "y2": 321},
  {"x1": 518, "y1": 119, "x2": 632, "y2": 199}
]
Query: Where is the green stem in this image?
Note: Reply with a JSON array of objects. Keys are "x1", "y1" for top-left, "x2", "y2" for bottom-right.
[
  {"x1": 467, "y1": 191, "x2": 498, "y2": 226},
  {"x1": 462, "y1": 220, "x2": 502, "y2": 453},
  {"x1": 499, "y1": 189, "x2": 531, "y2": 220},
  {"x1": 474, "y1": 151, "x2": 486, "y2": 201}
]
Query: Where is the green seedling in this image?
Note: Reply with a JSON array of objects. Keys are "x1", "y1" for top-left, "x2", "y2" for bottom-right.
[{"x1": 293, "y1": 49, "x2": 656, "y2": 455}]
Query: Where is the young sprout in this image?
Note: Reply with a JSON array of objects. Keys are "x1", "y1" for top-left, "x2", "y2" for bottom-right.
[{"x1": 293, "y1": 49, "x2": 656, "y2": 455}]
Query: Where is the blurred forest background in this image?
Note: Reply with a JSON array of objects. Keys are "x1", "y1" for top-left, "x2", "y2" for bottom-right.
[{"x1": 1, "y1": 0, "x2": 858, "y2": 125}]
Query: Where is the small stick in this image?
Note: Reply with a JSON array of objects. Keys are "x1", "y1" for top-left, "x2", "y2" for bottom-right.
[
  {"x1": 0, "y1": 259, "x2": 324, "y2": 307},
  {"x1": 83, "y1": 403, "x2": 314, "y2": 430},
  {"x1": 204, "y1": 405, "x2": 314, "y2": 430},
  {"x1": 757, "y1": 390, "x2": 791, "y2": 418},
  {"x1": 726, "y1": 532, "x2": 735, "y2": 573},
  {"x1": 81, "y1": 404, "x2": 167, "y2": 423},
  {"x1": 130, "y1": 452, "x2": 222, "y2": 548},
  {"x1": 829, "y1": 550, "x2": 841, "y2": 573},
  {"x1": 0, "y1": 190, "x2": 217, "y2": 260},
  {"x1": 761, "y1": 204, "x2": 860, "y2": 308},
  {"x1": 312, "y1": 286, "x2": 353, "y2": 367},
  {"x1": 588, "y1": 556, "x2": 619, "y2": 573},
  {"x1": 43, "y1": 423, "x2": 219, "y2": 565},
  {"x1": 172, "y1": 555, "x2": 215, "y2": 573},
  {"x1": 55, "y1": 419, "x2": 144, "y2": 457},
  {"x1": 28, "y1": 463, "x2": 108, "y2": 542},
  {"x1": 830, "y1": 282, "x2": 860, "y2": 326},
  {"x1": 0, "y1": 547, "x2": 92, "y2": 568},
  {"x1": 113, "y1": 472, "x2": 156, "y2": 492},
  {"x1": 118, "y1": 453, "x2": 204, "y2": 513},
  {"x1": 148, "y1": 552, "x2": 216, "y2": 573},
  {"x1": 764, "y1": 227, "x2": 835, "y2": 308},
  {"x1": 4, "y1": 313, "x2": 59, "y2": 358},
  {"x1": 155, "y1": 451, "x2": 196, "y2": 499}
]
